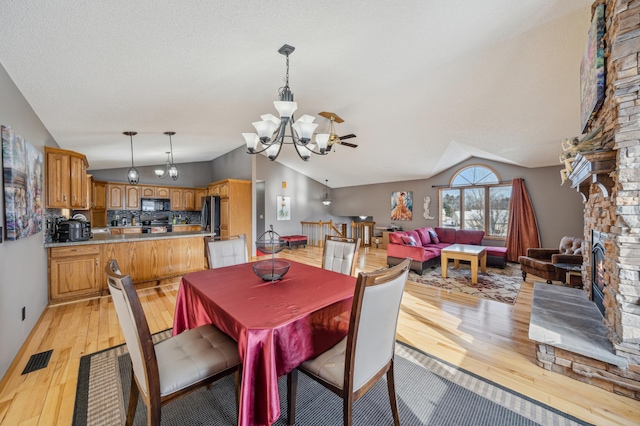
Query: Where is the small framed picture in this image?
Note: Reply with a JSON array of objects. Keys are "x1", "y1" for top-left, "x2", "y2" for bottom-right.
[{"x1": 277, "y1": 196, "x2": 291, "y2": 221}]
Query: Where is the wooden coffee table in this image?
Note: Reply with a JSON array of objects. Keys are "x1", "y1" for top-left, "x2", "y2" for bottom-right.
[{"x1": 441, "y1": 244, "x2": 487, "y2": 284}]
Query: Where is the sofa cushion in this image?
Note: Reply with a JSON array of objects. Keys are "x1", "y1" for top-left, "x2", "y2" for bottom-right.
[
  {"x1": 405, "y1": 230, "x2": 421, "y2": 245},
  {"x1": 388, "y1": 232, "x2": 407, "y2": 244},
  {"x1": 456, "y1": 230, "x2": 485, "y2": 245},
  {"x1": 387, "y1": 243, "x2": 439, "y2": 262},
  {"x1": 485, "y1": 246, "x2": 507, "y2": 257},
  {"x1": 434, "y1": 227, "x2": 455, "y2": 244},
  {"x1": 415, "y1": 227, "x2": 432, "y2": 246},
  {"x1": 401, "y1": 235, "x2": 418, "y2": 246}
]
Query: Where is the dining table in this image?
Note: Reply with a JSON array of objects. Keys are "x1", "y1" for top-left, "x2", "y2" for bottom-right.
[{"x1": 172, "y1": 259, "x2": 356, "y2": 426}]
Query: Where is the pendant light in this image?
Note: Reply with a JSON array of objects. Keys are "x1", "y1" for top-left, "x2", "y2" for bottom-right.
[
  {"x1": 155, "y1": 131, "x2": 179, "y2": 181},
  {"x1": 124, "y1": 131, "x2": 139, "y2": 185},
  {"x1": 322, "y1": 179, "x2": 332, "y2": 206}
]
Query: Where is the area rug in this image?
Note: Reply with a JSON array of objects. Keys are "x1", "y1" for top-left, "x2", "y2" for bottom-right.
[
  {"x1": 73, "y1": 330, "x2": 590, "y2": 426},
  {"x1": 408, "y1": 263, "x2": 522, "y2": 304}
]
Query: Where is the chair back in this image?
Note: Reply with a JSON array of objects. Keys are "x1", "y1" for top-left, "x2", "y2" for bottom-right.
[
  {"x1": 346, "y1": 258, "x2": 410, "y2": 392},
  {"x1": 322, "y1": 235, "x2": 361, "y2": 276},
  {"x1": 205, "y1": 234, "x2": 248, "y2": 268},
  {"x1": 105, "y1": 260, "x2": 157, "y2": 399}
]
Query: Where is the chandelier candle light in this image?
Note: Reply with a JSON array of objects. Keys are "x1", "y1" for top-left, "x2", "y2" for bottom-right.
[
  {"x1": 243, "y1": 44, "x2": 331, "y2": 162},
  {"x1": 155, "y1": 131, "x2": 179, "y2": 180},
  {"x1": 124, "y1": 131, "x2": 139, "y2": 185}
]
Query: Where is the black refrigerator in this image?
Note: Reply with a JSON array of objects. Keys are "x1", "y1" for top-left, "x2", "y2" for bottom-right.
[{"x1": 201, "y1": 196, "x2": 221, "y2": 235}]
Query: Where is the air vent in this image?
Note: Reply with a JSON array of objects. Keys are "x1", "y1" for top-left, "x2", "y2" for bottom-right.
[{"x1": 21, "y1": 350, "x2": 53, "y2": 374}]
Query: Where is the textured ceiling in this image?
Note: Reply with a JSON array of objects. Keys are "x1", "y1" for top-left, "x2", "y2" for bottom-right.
[{"x1": 0, "y1": 0, "x2": 593, "y2": 188}]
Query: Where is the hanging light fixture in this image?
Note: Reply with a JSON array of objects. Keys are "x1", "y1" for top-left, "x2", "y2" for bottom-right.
[
  {"x1": 155, "y1": 132, "x2": 179, "y2": 180},
  {"x1": 124, "y1": 131, "x2": 139, "y2": 185},
  {"x1": 322, "y1": 179, "x2": 332, "y2": 206},
  {"x1": 243, "y1": 44, "x2": 331, "y2": 162}
]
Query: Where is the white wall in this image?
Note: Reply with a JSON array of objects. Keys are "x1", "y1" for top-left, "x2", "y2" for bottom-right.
[{"x1": 0, "y1": 63, "x2": 56, "y2": 379}]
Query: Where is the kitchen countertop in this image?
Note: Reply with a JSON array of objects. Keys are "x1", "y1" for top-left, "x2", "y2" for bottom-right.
[{"x1": 45, "y1": 230, "x2": 214, "y2": 248}]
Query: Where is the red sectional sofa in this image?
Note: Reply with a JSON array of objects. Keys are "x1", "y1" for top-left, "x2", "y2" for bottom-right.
[{"x1": 386, "y1": 227, "x2": 508, "y2": 274}]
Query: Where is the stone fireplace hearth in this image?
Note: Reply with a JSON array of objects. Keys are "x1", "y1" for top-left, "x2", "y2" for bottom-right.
[{"x1": 529, "y1": 0, "x2": 640, "y2": 401}]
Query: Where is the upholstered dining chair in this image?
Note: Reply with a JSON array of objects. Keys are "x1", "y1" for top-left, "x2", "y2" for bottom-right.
[
  {"x1": 287, "y1": 258, "x2": 411, "y2": 426},
  {"x1": 105, "y1": 260, "x2": 241, "y2": 426},
  {"x1": 205, "y1": 234, "x2": 248, "y2": 268},
  {"x1": 322, "y1": 235, "x2": 361, "y2": 276}
]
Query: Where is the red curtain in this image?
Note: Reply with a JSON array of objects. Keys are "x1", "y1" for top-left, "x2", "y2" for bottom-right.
[{"x1": 506, "y1": 178, "x2": 540, "y2": 262}]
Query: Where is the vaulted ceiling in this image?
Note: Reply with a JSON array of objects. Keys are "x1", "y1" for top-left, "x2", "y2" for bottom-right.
[{"x1": 0, "y1": 0, "x2": 594, "y2": 188}]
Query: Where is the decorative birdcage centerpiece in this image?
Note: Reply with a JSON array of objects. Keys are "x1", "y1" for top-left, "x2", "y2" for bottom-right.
[{"x1": 253, "y1": 225, "x2": 289, "y2": 282}]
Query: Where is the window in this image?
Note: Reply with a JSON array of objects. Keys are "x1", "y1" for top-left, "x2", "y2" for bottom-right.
[{"x1": 439, "y1": 165, "x2": 511, "y2": 238}]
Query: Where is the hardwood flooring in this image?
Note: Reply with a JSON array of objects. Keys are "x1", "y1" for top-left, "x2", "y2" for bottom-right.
[{"x1": 0, "y1": 246, "x2": 638, "y2": 425}]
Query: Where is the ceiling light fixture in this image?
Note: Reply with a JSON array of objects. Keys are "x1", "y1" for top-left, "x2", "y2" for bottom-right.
[
  {"x1": 155, "y1": 132, "x2": 179, "y2": 180},
  {"x1": 243, "y1": 44, "x2": 330, "y2": 162},
  {"x1": 124, "y1": 131, "x2": 139, "y2": 185},
  {"x1": 322, "y1": 179, "x2": 332, "y2": 206}
]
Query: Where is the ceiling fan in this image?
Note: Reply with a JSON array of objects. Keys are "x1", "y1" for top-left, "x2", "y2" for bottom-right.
[{"x1": 318, "y1": 111, "x2": 358, "y2": 151}]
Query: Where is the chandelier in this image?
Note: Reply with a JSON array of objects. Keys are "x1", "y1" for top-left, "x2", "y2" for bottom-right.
[
  {"x1": 155, "y1": 131, "x2": 179, "y2": 180},
  {"x1": 124, "y1": 131, "x2": 139, "y2": 185},
  {"x1": 243, "y1": 44, "x2": 330, "y2": 162}
]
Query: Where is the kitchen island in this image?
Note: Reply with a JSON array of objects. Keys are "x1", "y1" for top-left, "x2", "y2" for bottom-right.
[{"x1": 46, "y1": 231, "x2": 214, "y2": 304}]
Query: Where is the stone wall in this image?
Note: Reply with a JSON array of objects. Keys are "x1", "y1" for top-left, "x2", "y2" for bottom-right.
[{"x1": 583, "y1": 0, "x2": 640, "y2": 374}]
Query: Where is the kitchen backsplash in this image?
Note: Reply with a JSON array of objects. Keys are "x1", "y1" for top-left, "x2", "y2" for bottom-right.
[{"x1": 106, "y1": 210, "x2": 201, "y2": 226}]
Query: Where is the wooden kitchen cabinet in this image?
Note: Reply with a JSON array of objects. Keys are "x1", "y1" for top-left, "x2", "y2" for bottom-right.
[
  {"x1": 208, "y1": 179, "x2": 251, "y2": 250},
  {"x1": 170, "y1": 188, "x2": 183, "y2": 210},
  {"x1": 107, "y1": 184, "x2": 125, "y2": 210},
  {"x1": 172, "y1": 224, "x2": 202, "y2": 232},
  {"x1": 48, "y1": 245, "x2": 101, "y2": 302},
  {"x1": 195, "y1": 188, "x2": 207, "y2": 211},
  {"x1": 156, "y1": 186, "x2": 170, "y2": 198},
  {"x1": 140, "y1": 186, "x2": 156, "y2": 198},
  {"x1": 109, "y1": 227, "x2": 142, "y2": 235},
  {"x1": 45, "y1": 147, "x2": 89, "y2": 209},
  {"x1": 125, "y1": 185, "x2": 141, "y2": 210},
  {"x1": 183, "y1": 188, "x2": 196, "y2": 211},
  {"x1": 93, "y1": 180, "x2": 107, "y2": 210},
  {"x1": 69, "y1": 154, "x2": 88, "y2": 209}
]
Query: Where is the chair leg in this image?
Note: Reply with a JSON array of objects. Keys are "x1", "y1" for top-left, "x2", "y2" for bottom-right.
[
  {"x1": 343, "y1": 393, "x2": 354, "y2": 426},
  {"x1": 235, "y1": 369, "x2": 241, "y2": 419},
  {"x1": 287, "y1": 370, "x2": 298, "y2": 425},
  {"x1": 386, "y1": 363, "x2": 401, "y2": 426},
  {"x1": 125, "y1": 373, "x2": 140, "y2": 426}
]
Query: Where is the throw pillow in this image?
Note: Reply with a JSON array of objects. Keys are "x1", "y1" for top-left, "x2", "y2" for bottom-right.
[
  {"x1": 401, "y1": 235, "x2": 417, "y2": 246},
  {"x1": 428, "y1": 229, "x2": 440, "y2": 244}
]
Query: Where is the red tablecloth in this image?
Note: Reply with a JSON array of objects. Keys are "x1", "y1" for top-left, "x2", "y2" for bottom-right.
[{"x1": 173, "y1": 260, "x2": 355, "y2": 426}]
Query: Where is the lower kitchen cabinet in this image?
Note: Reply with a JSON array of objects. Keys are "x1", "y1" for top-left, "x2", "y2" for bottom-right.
[{"x1": 49, "y1": 246, "x2": 101, "y2": 302}]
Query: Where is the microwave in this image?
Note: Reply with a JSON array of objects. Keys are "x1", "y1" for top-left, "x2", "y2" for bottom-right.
[{"x1": 141, "y1": 198, "x2": 171, "y2": 211}]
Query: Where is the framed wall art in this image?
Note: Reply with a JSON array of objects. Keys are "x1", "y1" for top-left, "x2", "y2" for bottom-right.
[
  {"x1": 391, "y1": 191, "x2": 412, "y2": 221},
  {"x1": 277, "y1": 196, "x2": 291, "y2": 221},
  {"x1": 580, "y1": 3, "x2": 605, "y2": 133},
  {"x1": 2, "y1": 125, "x2": 44, "y2": 241}
]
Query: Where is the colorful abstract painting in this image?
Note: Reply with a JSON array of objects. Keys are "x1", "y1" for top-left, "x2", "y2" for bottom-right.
[
  {"x1": 580, "y1": 4, "x2": 605, "y2": 133},
  {"x1": 391, "y1": 191, "x2": 412, "y2": 221},
  {"x1": 2, "y1": 125, "x2": 43, "y2": 241}
]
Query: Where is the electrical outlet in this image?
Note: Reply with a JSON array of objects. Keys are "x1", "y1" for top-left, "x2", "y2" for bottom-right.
[{"x1": 22, "y1": 307, "x2": 26, "y2": 321}]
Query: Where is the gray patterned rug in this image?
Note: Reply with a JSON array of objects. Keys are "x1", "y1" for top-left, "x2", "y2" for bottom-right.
[
  {"x1": 73, "y1": 330, "x2": 590, "y2": 426},
  {"x1": 408, "y1": 263, "x2": 522, "y2": 304}
]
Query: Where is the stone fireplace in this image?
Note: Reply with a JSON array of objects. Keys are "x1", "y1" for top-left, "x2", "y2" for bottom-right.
[{"x1": 530, "y1": 0, "x2": 640, "y2": 400}]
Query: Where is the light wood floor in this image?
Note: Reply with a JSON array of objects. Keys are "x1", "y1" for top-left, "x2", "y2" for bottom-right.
[{"x1": 1, "y1": 246, "x2": 639, "y2": 425}]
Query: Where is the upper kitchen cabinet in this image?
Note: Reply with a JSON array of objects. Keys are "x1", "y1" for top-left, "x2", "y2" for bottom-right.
[
  {"x1": 125, "y1": 185, "x2": 141, "y2": 210},
  {"x1": 195, "y1": 188, "x2": 207, "y2": 211},
  {"x1": 140, "y1": 186, "x2": 156, "y2": 198},
  {"x1": 156, "y1": 186, "x2": 170, "y2": 198},
  {"x1": 93, "y1": 180, "x2": 107, "y2": 210},
  {"x1": 107, "y1": 183, "x2": 125, "y2": 210},
  {"x1": 45, "y1": 147, "x2": 89, "y2": 209},
  {"x1": 183, "y1": 188, "x2": 196, "y2": 211},
  {"x1": 170, "y1": 188, "x2": 183, "y2": 211}
]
